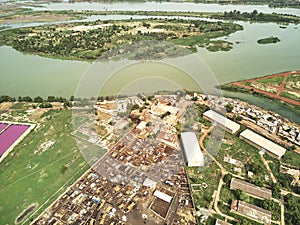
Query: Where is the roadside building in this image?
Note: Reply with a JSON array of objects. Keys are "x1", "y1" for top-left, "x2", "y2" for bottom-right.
[
  {"x1": 231, "y1": 200, "x2": 271, "y2": 224},
  {"x1": 180, "y1": 132, "x2": 204, "y2": 167},
  {"x1": 230, "y1": 178, "x2": 272, "y2": 200},
  {"x1": 240, "y1": 129, "x2": 286, "y2": 158},
  {"x1": 203, "y1": 110, "x2": 240, "y2": 134}
]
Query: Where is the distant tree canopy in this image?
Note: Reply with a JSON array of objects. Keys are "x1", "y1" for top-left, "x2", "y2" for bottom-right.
[
  {"x1": 225, "y1": 103, "x2": 234, "y2": 113},
  {"x1": 0, "y1": 95, "x2": 15, "y2": 103}
]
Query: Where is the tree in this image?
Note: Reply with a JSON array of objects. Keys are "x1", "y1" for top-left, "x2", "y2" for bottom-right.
[
  {"x1": 34, "y1": 96, "x2": 43, "y2": 103},
  {"x1": 225, "y1": 103, "x2": 234, "y2": 113},
  {"x1": 235, "y1": 189, "x2": 249, "y2": 202},
  {"x1": 23, "y1": 96, "x2": 33, "y2": 102},
  {"x1": 262, "y1": 199, "x2": 276, "y2": 211},
  {"x1": 64, "y1": 101, "x2": 72, "y2": 108},
  {"x1": 47, "y1": 96, "x2": 56, "y2": 102},
  {"x1": 251, "y1": 161, "x2": 264, "y2": 175},
  {"x1": 223, "y1": 173, "x2": 233, "y2": 186},
  {"x1": 271, "y1": 182, "x2": 281, "y2": 199},
  {"x1": 61, "y1": 165, "x2": 68, "y2": 174},
  {"x1": 39, "y1": 102, "x2": 53, "y2": 108}
]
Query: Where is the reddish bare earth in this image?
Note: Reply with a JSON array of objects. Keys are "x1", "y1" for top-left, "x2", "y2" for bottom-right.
[{"x1": 229, "y1": 70, "x2": 300, "y2": 106}]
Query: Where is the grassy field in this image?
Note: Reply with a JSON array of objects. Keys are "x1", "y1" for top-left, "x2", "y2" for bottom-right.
[
  {"x1": 187, "y1": 162, "x2": 221, "y2": 210},
  {"x1": 214, "y1": 132, "x2": 269, "y2": 180},
  {"x1": 256, "y1": 76, "x2": 285, "y2": 86},
  {"x1": 0, "y1": 110, "x2": 106, "y2": 225}
]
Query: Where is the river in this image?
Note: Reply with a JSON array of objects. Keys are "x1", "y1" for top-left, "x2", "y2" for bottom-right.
[{"x1": 33, "y1": 1, "x2": 300, "y2": 16}]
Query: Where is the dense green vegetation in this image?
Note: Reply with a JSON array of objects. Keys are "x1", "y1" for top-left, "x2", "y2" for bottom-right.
[
  {"x1": 214, "y1": 10, "x2": 300, "y2": 23},
  {"x1": 256, "y1": 76, "x2": 284, "y2": 85},
  {"x1": 257, "y1": 36, "x2": 281, "y2": 44},
  {"x1": 0, "y1": 18, "x2": 243, "y2": 60},
  {"x1": 284, "y1": 194, "x2": 300, "y2": 225},
  {"x1": 187, "y1": 162, "x2": 221, "y2": 209}
]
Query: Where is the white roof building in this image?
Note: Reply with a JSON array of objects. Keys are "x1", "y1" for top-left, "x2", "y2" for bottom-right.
[
  {"x1": 136, "y1": 121, "x2": 147, "y2": 130},
  {"x1": 153, "y1": 190, "x2": 173, "y2": 203},
  {"x1": 203, "y1": 110, "x2": 240, "y2": 134},
  {"x1": 180, "y1": 132, "x2": 204, "y2": 167},
  {"x1": 143, "y1": 178, "x2": 157, "y2": 189},
  {"x1": 240, "y1": 129, "x2": 286, "y2": 158}
]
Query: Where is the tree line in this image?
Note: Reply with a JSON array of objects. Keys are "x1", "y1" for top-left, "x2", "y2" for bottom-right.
[
  {"x1": 215, "y1": 10, "x2": 300, "y2": 24},
  {"x1": 0, "y1": 95, "x2": 74, "y2": 108}
]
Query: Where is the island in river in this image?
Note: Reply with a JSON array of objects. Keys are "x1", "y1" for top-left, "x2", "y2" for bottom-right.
[
  {"x1": 0, "y1": 18, "x2": 243, "y2": 60},
  {"x1": 257, "y1": 36, "x2": 281, "y2": 44}
]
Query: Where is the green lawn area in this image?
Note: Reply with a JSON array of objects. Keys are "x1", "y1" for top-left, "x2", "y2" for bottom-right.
[
  {"x1": 256, "y1": 76, "x2": 284, "y2": 86},
  {"x1": 187, "y1": 162, "x2": 221, "y2": 210},
  {"x1": 0, "y1": 110, "x2": 107, "y2": 224},
  {"x1": 282, "y1": 150, "x2": 300, "y2": 168},
  {"x1": 213, "y1": 132, "x2": 269, "y2": 180},
  {"x1": 280, "y1": 90, "x2": 300, "y2": 102}
]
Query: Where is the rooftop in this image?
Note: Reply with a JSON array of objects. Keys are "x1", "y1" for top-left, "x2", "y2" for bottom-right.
[
  {"x1": 230, "y1": 178, "x2": 272, "y2": 200},
  {"x1": 240, "y1": 129, "x2": 286, "y2": 158},
  {"x1": 180, "y1": 132, "x2": 204, "y2": 167},
  {"x1": 236, "y1": 200, "x2": 272, "y2": 224},
  {"x1": 153, "y1": 190, "x2": 173, "y2": 203},
  {"x1": 203, "y1": 110, "x2": 240, "y2": 133}
]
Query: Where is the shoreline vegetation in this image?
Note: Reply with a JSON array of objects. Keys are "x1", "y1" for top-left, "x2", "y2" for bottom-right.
[
  {"x1": 0, "y1": 18, "x2": 243, "y2": 60},
  {"x1": 1, "y1": 9, "x2": 300, "y2": 24}
]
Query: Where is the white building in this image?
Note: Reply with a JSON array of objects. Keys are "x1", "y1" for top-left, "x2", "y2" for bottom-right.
[
  {"x1": 203, "y1": 110, "x2": 240, "y2": 134},
  {"x1": 180, "y1": 132, "x2": 204, "y2": 167},
  {"x1": 240, "y1": 129, "x2": 286, "y2": 158}
]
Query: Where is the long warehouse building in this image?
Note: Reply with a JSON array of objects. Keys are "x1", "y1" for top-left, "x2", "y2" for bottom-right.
[
  {"x1": 230, "y1": 178, "x2": 272, "y2": 200},
  {"x1": 203, "y1": 110, "x2": 240, "y2": 134},
  {"x1": 240, "y1": 129, "x2": 286, "y2": 158},
  {"x1": 180, "y1": 132, "x2": 204, "y2": 167}
]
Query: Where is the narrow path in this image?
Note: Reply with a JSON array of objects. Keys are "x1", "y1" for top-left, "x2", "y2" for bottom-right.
[
  {"x1": 260, "y1": 154, "x2": 277, "y2": 183},
  {"x1": 277, "y1": 74, "x2": 288, "y2": 96},
  {"x1": 198, "y1": 126, "x2": 237, "y2": 222}
]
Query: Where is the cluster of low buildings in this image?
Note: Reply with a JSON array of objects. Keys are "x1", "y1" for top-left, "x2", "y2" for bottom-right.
[
  {"x1": 30, "y1": 92, "x2": 299, "y2": 225},
  {"x1": 278, "y1": 124, "x2": 300, "y2": 146},
  {"x1": 229, "y1": 98, "x2": 300, "y2": 147}
]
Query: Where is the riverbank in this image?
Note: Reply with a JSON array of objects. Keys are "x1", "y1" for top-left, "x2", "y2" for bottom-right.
[
  {"x1": 220, "y1": 70, "x2": 300, "y2": 120},
  {"x1": 2, "y1": 9, "x2": 300, "y2": 25}
]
